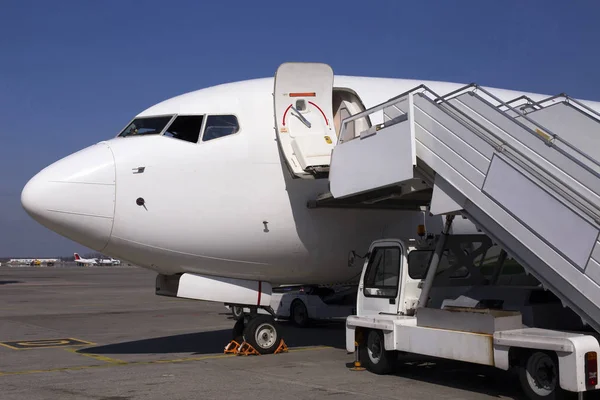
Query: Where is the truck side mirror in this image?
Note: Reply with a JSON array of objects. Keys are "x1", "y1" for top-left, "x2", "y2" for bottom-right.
[{"x1": 348, "y1": 251, "x2": 369, "y2": 267}]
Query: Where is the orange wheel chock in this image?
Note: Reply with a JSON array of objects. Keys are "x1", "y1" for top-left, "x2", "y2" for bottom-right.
[
  {"x1": 237, "y1": 342, "x2": 260, "y2": 356},
  {"x1": 223, "y1": 339, "x2": 289, "y2": 356},
  {"x1": 274, "y1": 339, "x2": 288, "y2": 354},
  {"x1": 224, "y1": 340, "x2": 241, "y2": 354}
]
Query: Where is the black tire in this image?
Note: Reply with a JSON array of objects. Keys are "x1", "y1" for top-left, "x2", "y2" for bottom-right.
[
  {"x1": 359, "y1": 329, "x2": 395, "y2": 375},
  {"x1": 232, "y1": 317, "x2": 245, "y2": 343},
  {"x1": 517, "y1": 351, "x2": 566, "y2": 400},
  {"x1": 231, "y1": 305, "x2": 244, "y2": 321},
  {"x1": 290, "y1": 299, "x2": 309, "y2": 327},
  {"x1": 243, "y1": 315, "x2": 280, "y2": 354}
]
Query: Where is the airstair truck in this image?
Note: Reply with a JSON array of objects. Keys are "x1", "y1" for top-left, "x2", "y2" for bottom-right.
[
  {"x1": 317, "y1": 81, "x2": 600, "y2": 398},
  {"x1": 346, "y1": 219, "x2": 600, "y2": 400}
]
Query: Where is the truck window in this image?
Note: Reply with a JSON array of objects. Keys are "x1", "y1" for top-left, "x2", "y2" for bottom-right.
[
  {"x1": 408, "y1": 250, "x2": 432, "y2": 279},
  {"x1": 407, "y1": 250, "x2": 465, "y2": 279},
  {"x1": 409, "y1": 242, "x2": 518, "y2": 284},
  {"x1": 363, "y1": 247, "x2": 401, "y2": 298}
]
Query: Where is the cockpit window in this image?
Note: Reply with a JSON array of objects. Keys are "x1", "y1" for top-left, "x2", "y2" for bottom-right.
[
  {"x1": 202, "y1": 115, "x2": 239, "y2": 142},
  {"x1": 163, "y1": 115, "x2": 204, "y2": 143},
  {"x1": 119, "y1": 116, "x2": 173, "y2": 137}
]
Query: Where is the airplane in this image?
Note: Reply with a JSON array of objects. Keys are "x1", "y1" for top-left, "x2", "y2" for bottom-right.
[
  {"x1": 96, "y1": 257, "x2": 121, "y2": 266},
  {"x1": 74, "y1": 253, "x2": 98, "y2": 266},
  {"x1": 21, "y1": 62, "x2": 600, "y2": 354}
]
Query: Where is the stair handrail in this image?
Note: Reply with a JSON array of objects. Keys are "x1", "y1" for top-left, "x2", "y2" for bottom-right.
[
  {"x1": 336, "y1": 83, "x2": 600, "y2": 222},
  {"x1": 535, "y1": 93, "x2": 600, "y2": 124},
  {"x1": 417, "y1": 89, "x2": 600, "y2": 221},
  {"x1": 338, "y1": 84, "x2": 429, "y2": 144},
  {"x1": 442, "y1": 84, "x2": 600, "y2": 174},
  {"x1": 499, "y1": 95, "x2": 541, "y2": 113}
]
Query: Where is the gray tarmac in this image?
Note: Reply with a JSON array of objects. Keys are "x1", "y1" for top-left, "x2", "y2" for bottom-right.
[{"x1": 0, "y1": 265, "x2": 532, "y2": 399}]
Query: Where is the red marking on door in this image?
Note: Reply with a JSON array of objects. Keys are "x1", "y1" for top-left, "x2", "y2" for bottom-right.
[
  {"x1": 290, "y1": 92, "x2": 316, "y2": 97},
  {"x1": 308, "y1": 101, "x2": 329, "y2": 125},
  {"x1": 282, "y1": 104, "x2": 293, "y2": 126},
  {"x1": 282, "y1": 102, "x2": 329, "y2": 127}
]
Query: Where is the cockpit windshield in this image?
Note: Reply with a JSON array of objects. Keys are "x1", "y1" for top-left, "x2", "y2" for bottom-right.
[{"x1": 119, "y1": 116, "x2": 173, "y2": 137}]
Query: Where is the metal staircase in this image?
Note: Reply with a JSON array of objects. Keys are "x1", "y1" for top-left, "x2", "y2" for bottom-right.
[{"x1": 327, "y1": 83, "x2": 600, "y2": 332}]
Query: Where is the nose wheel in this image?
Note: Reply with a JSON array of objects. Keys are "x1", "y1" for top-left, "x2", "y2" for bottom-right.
[
  {"x1": 225, "y1": 311, "x2": 288, "y2": 356},
  {"x1": 244, "y1": 315, "x2": 280, "y2": 354}
]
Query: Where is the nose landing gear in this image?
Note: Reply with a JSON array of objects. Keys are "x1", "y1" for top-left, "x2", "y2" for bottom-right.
[{"x1": 225, "y1": 307, "x2": 288, "y2": 356}]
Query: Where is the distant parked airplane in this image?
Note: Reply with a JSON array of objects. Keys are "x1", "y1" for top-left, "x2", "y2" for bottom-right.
[{"x1": 74, "y1": 253, "x2": 97, "y2": 266}]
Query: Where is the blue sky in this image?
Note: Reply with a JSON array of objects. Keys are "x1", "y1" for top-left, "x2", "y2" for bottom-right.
[{"x1": 1, "y1": 0, "x2": 599, "y2": 257}]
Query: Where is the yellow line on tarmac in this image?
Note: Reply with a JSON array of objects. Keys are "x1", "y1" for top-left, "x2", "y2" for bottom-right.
[
  {"x1": 0, "y1": 345, "x2": 332, "y2": 377},
  {"x1": 288, "y1": 346, "x2": 332, "y2": 352},
  {"x1": 0, "y1": 364, "x2": 110, "y2": 376},
  {"x1": 63, "y1": 348, "x2": 126, "y2": 364},
  {"x1": 133, "y1": 353, "x2": 235, "y2": 365},
  {"x1": 0, "y1": 353, "x2": 235, "y2": 377},
  {"x1": 126, "y1": 344, "x2": 332, "y2": 365}
]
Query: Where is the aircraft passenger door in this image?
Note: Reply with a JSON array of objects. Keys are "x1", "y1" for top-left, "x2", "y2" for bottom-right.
[
  {"x1": 357, "y1": 241, "x2": 404, "y2": 316},
  {"x1": 274, "y1": 62, "x2": 336, "y2": 179}
]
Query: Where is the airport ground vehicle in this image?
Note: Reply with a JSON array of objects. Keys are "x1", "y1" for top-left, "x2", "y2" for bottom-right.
[
  {"x1": 318, "y1": 73, "x2": 600, "y2": 399},
  {"x1": 346, "y1": 221, "x2": 599, "y2": 399},
  {"x1": 226, "y1": 285, "x2": 356, "y2": 327}
]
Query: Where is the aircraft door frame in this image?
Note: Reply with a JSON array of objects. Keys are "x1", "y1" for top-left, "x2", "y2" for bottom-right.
[{"x1": 274, "y1": 62, "x2": 336, "y2": 179}]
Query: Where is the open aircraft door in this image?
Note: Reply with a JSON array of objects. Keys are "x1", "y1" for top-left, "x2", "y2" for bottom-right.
[{"x1": 274, "y1": 62, "x2": 336, "y2": 179}]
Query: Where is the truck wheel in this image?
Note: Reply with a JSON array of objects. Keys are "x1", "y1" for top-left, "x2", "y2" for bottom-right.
[
  {"x1": 518, "y1": 351, "x2": 565, "y2": 400},
  {"x1": 243, "y1": 315, "x2": 280, "y2": 354},
  {"x1": 360, "y1": 330, "x2": 395, "y2": 375},
  {"x1": 290, "y1": 300, "x2": 309, "y2": 327}
]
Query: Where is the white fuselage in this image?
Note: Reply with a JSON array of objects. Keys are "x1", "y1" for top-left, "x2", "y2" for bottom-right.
[
  {"x1": 96, "y1": 77, "x2": 445, "y2": 284},
  {"x1": 21, "y1": 75, "x2": 600, "y2": 285}
]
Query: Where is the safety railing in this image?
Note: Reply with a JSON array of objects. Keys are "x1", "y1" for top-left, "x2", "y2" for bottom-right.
[
  {"x1": 340, "y1": 82, "x2": 599, "y2": 176},
  {"x1": 535, "y1": 93, "x2": 600, "y2": 124},
  {"x1": 436, "y1": 83, "x2": 600, "y2": 176},
  {"x1": 336, "y1": 82, "x2": 600, "y2": 223},
  {"x1": 337, "y1": 84, "x2": 426, "y2": 145},
  {"x1": 497, "y1": 95, "x2": 542, "y2": 114},
  {"x1": 428, "y1": 85, "x2": 600, "y2": 223}
]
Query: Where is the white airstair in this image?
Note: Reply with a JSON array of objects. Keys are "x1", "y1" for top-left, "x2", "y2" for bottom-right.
[{"x1": 327, "y1": 83, "x2": 600, "y2": 333}]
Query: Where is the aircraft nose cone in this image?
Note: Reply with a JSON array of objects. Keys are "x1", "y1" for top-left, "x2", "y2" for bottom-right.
[{"x1": 21, "y1": 143, "x2": 116, "y2": 251}]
